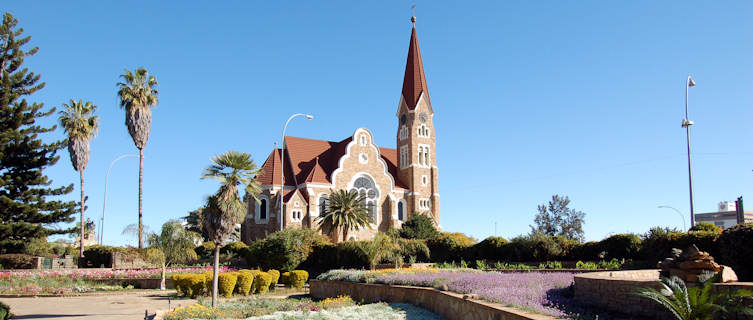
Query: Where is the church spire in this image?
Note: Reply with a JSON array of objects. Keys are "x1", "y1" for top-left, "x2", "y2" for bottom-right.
[{"x1": 401, "y1": 15, "x2": 430, "y2": 110}]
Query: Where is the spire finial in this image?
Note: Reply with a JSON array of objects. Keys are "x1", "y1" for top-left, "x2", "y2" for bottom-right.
[{"x1": 411, "y1": 3, "x2": 416, "y2": 25}]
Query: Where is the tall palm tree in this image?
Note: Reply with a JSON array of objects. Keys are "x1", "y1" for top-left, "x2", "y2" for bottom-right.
[
  {"x1": 201, "y1": 151, "x2": 261, "y2": 308},
  {"x1": 117, "y1": 67, "x2": 158, "y2": 248},
  {"x1": 58, "y1": 99, "x2": 99, "y2": 258},
  {"x1": 318, "y1": 189, "x2": 373, "y2": 242}
]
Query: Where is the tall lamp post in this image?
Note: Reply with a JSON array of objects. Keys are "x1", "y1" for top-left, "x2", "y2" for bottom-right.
[
  {"x1": 100, "y1": 154, "x2": 138, "y2": 244},
  {"x1": 658, "y1": 205, "x2": 687, "y2": 231},
  {"x1": 682, "y1": 75, "x2": 696, "y2": 227},
  {"x1": 280, "y1": 113, "x2": 314, "y2": 231}
]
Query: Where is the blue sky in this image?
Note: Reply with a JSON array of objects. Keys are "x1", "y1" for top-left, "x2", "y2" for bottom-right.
[{"x1": 4, "y1": 1, "x2": 752, "y2": 246}]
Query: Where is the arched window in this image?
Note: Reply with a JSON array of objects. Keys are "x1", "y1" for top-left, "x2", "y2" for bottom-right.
[
  {"x1": 397, "y1": 201, "x2": 404, "y2": 221},
  {"x1": 351, "y1": 176, "x2": 378, "y2": 222},
  {"x1": 259, "y1": 199, "x2": 267, "y2": 220},
  {"x1": 318, "y1": 195, "x2": 328, "y2": 216}
]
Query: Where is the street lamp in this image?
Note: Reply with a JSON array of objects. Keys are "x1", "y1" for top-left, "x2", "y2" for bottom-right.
[
  {"x1": 658, "y1": 205, "x2": 687, "y2": 231},
  {"x1": 279, "y1": 113, "x2": 314, "y2": 231},
  {"x1": 682, "y1": 75, "x2": 696, "y2": 227},
  {"x1": 100, "y1": 154, "x2": 138, "y2": 244}
]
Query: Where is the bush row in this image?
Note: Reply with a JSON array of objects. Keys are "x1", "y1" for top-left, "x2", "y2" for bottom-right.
[
  {"x1": 0, "y1": 253, "x2": 36, "y2": 269},
  {"x1": 171, "y1": 269, "x2": 307, "y2": 298}
]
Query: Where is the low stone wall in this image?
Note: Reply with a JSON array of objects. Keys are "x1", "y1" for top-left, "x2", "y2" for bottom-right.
[
  {"x1": 310, "y1": 279, "x2": 555, "y2": 320},
  {"x1": 574, "y1": 269, "x2": 753, "y2": 319}
]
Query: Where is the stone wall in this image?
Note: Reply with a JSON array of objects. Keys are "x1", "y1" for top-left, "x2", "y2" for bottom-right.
[
  {"x1": 111, "y1": 252, "x2": 153, "y2": 269},
  {"x1": 574, "y1": 269, "x2": 753, "y2": 319},
  {"x1": 310, "y1": 279, "x2": 555, "y2": 320}
]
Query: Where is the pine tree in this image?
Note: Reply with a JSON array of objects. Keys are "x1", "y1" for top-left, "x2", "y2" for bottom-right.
[{"x1": 0, "y1": 13, "x2": 77, "y2": 253}]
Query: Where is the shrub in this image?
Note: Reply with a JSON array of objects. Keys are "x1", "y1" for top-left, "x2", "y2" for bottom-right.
[
  {"x1": 171, "y1": 274, "x2": 186, "y2": 296},
  {"x1": 23, "y1": 238, "x2": 75, "y2": 258},
  {"x1": 0, "y1": 253, "x2": 36, "y2": 269},
  {"x1": 600, "y1": 233, "x2": 642, "y2": 260},
  {"x1": 576, "y1": 261, "x2": 598, "y2": 270},
  {"x1": 427, "y1": 232, "x2": 473, "y2": 262},
  {"x1": 80, "y1": 245, "x2": 119, "y2": 268},
  {"x1": 690, "y1": 222, "x2": 722, "y2": 234},
  {"x1": 236, "y1": 271, "x2": 254, "y2": 295},
  {"x1": 399, "y1": 214, "x2": 439, "y2": 239},
  {"x1": 719, "y1": 223, "x2": 753, "y2": 281},
  {"x1": 0, "y1": 301, "x2": 10, "y2": 320},
  {"x1": 288, "y1": 270, "x2": 309, "y2": 289},
  {"x1": 473, "y1": 236, "x2": 508, "y2": 261},
  {"x1": 244, "y1": 229, "x2": 329, "y2": 271},
  {"x1": 183, "y1": 274, "x2": 206, "y2": 298},
  {"x1": 194, "y1": 242, "x2": 215, "y2": 259},
  {"x1": 163, "y1": 304, "x2": 222, "y2": 320},
  {"x1": 568, "y1": 241, "x2": 602, "y2": 261},
  {"x1": 220, "y1": 241, "x2": 248, "y2": 257},
  {"x1": 507, "y1": 234, "x2": 565, "y2": 261},
  {"x1": 254, "y1": 272, "x2": 273, "y2": 294},
  {"x1": 203, "y1": 271, "x2": 213, "y2": 294},
  {"x1": 267, "y1": 269, "x2": 280, "y2": 289},
  {"x1": 218, "y1": 273, "x2": 237, "y2": 298},
  {"x1": 280, "y1": 272, "x2": 290, "y2": 287}
]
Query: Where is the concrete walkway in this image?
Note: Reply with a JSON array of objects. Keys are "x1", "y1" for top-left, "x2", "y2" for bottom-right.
[{"x1": 1, "y1": 291, "x2": 196, "y2": 320}]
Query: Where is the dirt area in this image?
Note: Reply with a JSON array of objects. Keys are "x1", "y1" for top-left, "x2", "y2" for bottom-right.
[{"x1": 0, "y1": 290, "x2": 196, "y2": 320}]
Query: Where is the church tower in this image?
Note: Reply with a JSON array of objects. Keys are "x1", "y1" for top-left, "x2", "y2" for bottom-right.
[{"x1": 396, "y1": 16, "x2": 440, "y2": 225}]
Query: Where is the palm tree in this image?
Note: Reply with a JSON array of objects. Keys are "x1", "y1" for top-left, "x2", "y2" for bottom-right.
[
  {"x1": 318, "y1": 189, "x2": 374, "y2": 242},
  {"x1": 201, "y1": 151, "x2": 261, "y2": 308},
  {"x1": 58, "y1": 99, "x2": 99, "y2": 258},
  {"x1": 635, "y1": 274, "x2": 753, "y2": 320},
  {"x1": 145, "y1": 220, "x2": 199, "y2": 290},
  {"x1": 117, "y1": 67, "x2": 158, "y2": 249}
]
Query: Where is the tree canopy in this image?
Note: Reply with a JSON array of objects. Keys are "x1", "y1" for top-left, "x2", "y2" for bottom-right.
[
  {"x1": 399, "y1": 214, "x2": 439, "y2": 240},
  {"x1": 0, "y1": 13, "x2": 77, "y2": 253},
  {"x1": 530, "y1": 194, "x2": 586, "y2": 242}
]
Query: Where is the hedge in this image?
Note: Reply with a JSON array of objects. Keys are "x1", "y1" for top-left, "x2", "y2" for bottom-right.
[
  {"x1": 236, "y1": 271, "x2": 255, "y2": 295},
  {"x1": 218, "y1": 273, "x2": 237, "y2": 298},
  {"x1": 287, "y1": 270, "x2": 308, "y2": 289},
  {"x1": 267, "y1": 269, "x2": 280, "y2": 289},
  {"x1": 719, "y1": 223, "x2": 753, "y2": 281},
  {"x1": 254, "y1": 272, "x2": 272, "y2": 294},
  {"x1": 0, "y1": 253, "x2": 36, "y2": 269}
]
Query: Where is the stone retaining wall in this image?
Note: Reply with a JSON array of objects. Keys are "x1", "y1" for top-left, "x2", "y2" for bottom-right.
[
  {"x1": 310, "y1": 279, "x2": 555, "y2": 320},
  {"x1": 574, "y1": 269, "x2": 753, "y2": 319}
]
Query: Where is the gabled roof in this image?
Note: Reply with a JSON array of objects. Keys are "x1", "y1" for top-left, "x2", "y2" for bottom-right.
[
  {"x1": 401, "y1": 23, "x2": 431, "y2": 111},
  {"x1": 254, "y1": 135, "x2": 408, "y2": 191}
]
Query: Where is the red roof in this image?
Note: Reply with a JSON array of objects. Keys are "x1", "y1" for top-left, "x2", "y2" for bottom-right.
[
  {"x1": 255, "y1": 135, "x2": 407, "y2": 190},
  {"x1": 401, "y1": 25, "x2": 430, "y2": 110}
]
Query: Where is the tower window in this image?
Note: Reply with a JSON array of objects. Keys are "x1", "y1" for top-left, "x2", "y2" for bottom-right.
[
  {"x1": 418, "y1": 144, "x2": 431, "y2": 167},
  {"x1": 422, "y1": 175, "x2": 428, "y2": 186},
  {"x1": 419, "y1": 198, "x2": 431, "y2": 210},
  {"x1": 417, "y1": 125, "x2": 430, "y2": 138},
  {"x1": 399, "y1": 126, "x2": 409, "y2": 140},
  {"x1": 259, "y1": 199, "x2": 267, "y2": 219},
  {"x1": 400, "y1": 146, "x2": 409, "y2": 168},
  {"x1": 398, "y1": 201, "x2": 404, "y2": 221}
]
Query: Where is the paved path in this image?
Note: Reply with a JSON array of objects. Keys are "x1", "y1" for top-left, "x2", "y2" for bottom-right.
[{"x1": 1, "y1": 291, "x2": 196, "y2": 320}]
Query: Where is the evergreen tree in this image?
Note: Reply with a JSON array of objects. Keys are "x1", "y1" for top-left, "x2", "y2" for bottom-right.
[
  {"x1": 0, "y1": 13, "x2": 77, "y2": 253},
  {"x1": 530, "y1": 195, "x2": 586, "y2": 242}
]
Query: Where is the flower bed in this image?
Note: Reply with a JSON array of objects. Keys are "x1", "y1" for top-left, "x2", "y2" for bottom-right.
[
  {"x1": 318, "y1": 268, "x2": 577, "y2": 318},
  {"x1": 162, "y1": 296, "x2": 442, "y2": 320},
  {"x1": 0, "y1": 266, "x2": 232, "y2": 295}
]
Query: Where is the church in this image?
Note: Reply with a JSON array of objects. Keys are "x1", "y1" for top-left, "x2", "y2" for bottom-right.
[{"x1": 241, "y1": 17, "x2": 439, "y2": 243}]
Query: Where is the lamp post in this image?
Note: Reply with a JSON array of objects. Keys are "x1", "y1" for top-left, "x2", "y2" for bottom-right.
[
  {"x1": 279, "y1": 113, "x2": 314, "y2": 231},
  {"x1": 682, "y1": 75, "x2": 696, "y2": 227},
  {"x1": 658, "y1": 205, "x2": 687, "y2": 231},
  {"x1": 100, "y1": 154, "x2": 138, "y2": 244}
]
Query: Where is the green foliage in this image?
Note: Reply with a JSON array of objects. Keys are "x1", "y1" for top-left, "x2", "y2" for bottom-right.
[
  {"x1": 576, "y1": 261, "x2": 597, "y2": 270},
  {"x1": 719, "y1": 223, "x2": 753, "y2": 281},
  {"x1": 147, "y1": 220, "x2": 199, "y2": 268},
  {"x1": 194, "y1": 242, "x2": 215, "y2": 259},
  {"x1": 280, "y1": 272, "x2": 290, "y2": 287},
  {"x1": 243, "y1": 228, "x2": 328, "y2": 271},
  {"x1": 399, "y1": 214, "x2": 439, "y2": 240},
  {"x1": 174, "y1": 274, "x2": 207, "y2": 298},
  {"x1": 473, "y1": 236, "x2": 508, "y2": 261},
  {"x1": 318, "y1": 189, "x2": 374, "y2": 240},
  {"x1": 220, "y1": 241, "x2": 248, "y2": 257},
  {"x1": 474, "y1": 260, "x2": 487, "y2": 269},
  {"x1": 600, "y1": 233, "x2": 642, "y2": 260},
  {"x1": 427, "y1": 232, "x2": 474, "y2": 262},
  {"x1": 80, "y1": 245, "x2": 120, "y2": 268},
  {"x1": 23, "y1": 239, "x2": 75, "y2": 258},
  {"x1": 530, "y1": 195, "x2": 586, "y2": 241},
  {"x1": 0, "y1": 13, "x2": 77, "y2": 254},
  {"x1": 0, "y1": 254, "x2": 36, "y2": 269},
  {"x1": 218, "y1": 273, "x2": 237, "y2": 298},
  {"x1": 507, "y1": 233, "x2": 566, "y2": 261},
  {"x1": 267, "y1": 269, "x2": 280, "y2": 289},
  {"x1": 538, "y1": 261, "x2": 563, "y2": 269},
  {"x1": 690, "y1": 222, "x2": 722, "y2": 234},
  {"x1": 288, "y1": 270, "x2": 309, "y2": 289},
  {"x1": 635, "y1": 274, "x2": 753, "y2": 320},
  {"x1": 183, "y1": 207, "x2": 210, "y2": 242},
  {"x1": 0, "y1": 301, "x2": 10, "y2": 320},
  {"x1": 254, "y1": 272, "x2": 272, "y2": 294}
]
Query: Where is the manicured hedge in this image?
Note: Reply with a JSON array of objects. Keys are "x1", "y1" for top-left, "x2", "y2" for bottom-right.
[
  {"x1": 236, "y1": 271, "x2": 255, "y2": 295},
  {"x1": 267, "y1": 269, "x2": 280, "y2": 289},
  {"x1": 254, "y1": 272, "x2": 272, "y2": 294},
  {"x1": 0, "y1": 253, "x2": 36, "y2": 269},
  {"x1": 218, "y1": 273, "x2": 237, "y2": 298},
  {"x1": 287, "y1": 270, "x2": 308, "y2": 289},
  {"x1": 719, "y1": 223, "x2": 753, "y2": 281}
]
